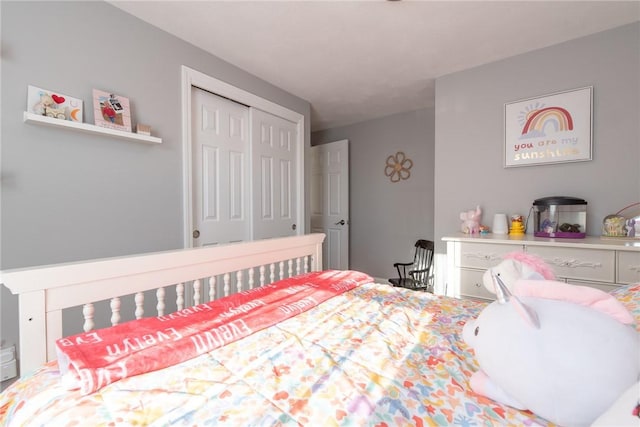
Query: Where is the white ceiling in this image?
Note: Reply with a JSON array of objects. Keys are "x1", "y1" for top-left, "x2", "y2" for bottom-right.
[{"x1": 109, "y1": 1, "x2": 640, "y2": 131}]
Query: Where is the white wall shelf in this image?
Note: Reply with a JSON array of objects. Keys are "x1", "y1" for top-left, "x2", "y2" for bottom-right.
[{"x1": 23, "y1": 112, "x2": 162, "y2": 144}]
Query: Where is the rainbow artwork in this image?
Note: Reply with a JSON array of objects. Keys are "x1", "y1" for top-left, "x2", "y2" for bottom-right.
[
  {"x1": 504, "y1": 87, "x2": 592, "y2": 167},
  {"x1": 520, "y1": 106, "x2": 574, "y2": 138}
]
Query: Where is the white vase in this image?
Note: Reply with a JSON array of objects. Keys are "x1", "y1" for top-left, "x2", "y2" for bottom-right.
[{"x1": 492, "y1": 213, "x2": 509, "y2": 234}]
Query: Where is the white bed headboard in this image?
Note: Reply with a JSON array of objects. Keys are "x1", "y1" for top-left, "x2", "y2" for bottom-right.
[{"x1": 1, "y1": 233, "x2": 325, "y2": 377}]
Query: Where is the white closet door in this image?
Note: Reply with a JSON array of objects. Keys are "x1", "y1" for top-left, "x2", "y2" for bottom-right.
[
  {"x1": 191, "y1": 87, "x2": 250, "y2": 246},
  {"x1": 251, "y1": 108, "x2": 298, "y2": 239}
]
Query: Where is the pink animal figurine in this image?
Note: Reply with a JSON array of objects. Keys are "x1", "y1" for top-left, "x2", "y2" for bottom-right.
[{"x1": 460, "y1": 205, "x2": 482, "y2": 234}]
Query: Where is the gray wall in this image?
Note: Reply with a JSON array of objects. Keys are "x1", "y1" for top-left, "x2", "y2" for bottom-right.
[
  {"x1": 311, "y1": 22, "x2": 639, "y2": 287},
  {"x1": 1, "y1": 1, "x2": 310, "y2": 385},
  {"x1": 312, "y1": 108, "x2": 435, "y2": 280},
  {"x1": 435, "y1": 23, "x2": 640, "y2": 258}
]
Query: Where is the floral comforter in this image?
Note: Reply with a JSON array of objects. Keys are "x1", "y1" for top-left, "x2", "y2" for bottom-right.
[{"x1": 7, "y1": 282, "x2": 639, "y2": 426}]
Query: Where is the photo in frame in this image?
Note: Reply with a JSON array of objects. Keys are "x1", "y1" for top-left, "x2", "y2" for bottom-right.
[
  {"x1": 27, "y1": 85, "x2": 83, "y2": 122},
  {"x1": 92, "y1": 89, "x2": 132, "y2": 132},
  {"x1": 504, "y1": 86, "x2": 592, "y2": 167}
]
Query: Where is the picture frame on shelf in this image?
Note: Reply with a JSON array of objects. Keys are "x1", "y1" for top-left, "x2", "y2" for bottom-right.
[
  {"x1": 504, "y1": 86, "x2": 593, "y2": 168},
  {"x1": 92, "y1": 89, "x2": 132, "y2": 132},
  {"x1": 27, "y1": 85, "x2": 83, "y2": 123}
]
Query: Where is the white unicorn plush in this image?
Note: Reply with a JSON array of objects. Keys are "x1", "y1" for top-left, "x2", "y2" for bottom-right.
[{"x1": 464, "y1": 265, "x2": 639, "y2": 426}]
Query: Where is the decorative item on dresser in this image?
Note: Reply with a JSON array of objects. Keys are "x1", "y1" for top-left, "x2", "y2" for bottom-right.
[
  {"x1": 492, "y1": 213, "x2": 509, "y2": 235},
  {"x1": 602, "y1": 201, "x2": 640, "y2": 238},
  {"x1": 532, "y1": 196, "x2": 587, "y2": 238},
  {"x1": 443, "y1": 233, "x2": 640, "y2": 301},
  {"x1": 459, "y1": 205, "x2": 482, "y2": 234}
]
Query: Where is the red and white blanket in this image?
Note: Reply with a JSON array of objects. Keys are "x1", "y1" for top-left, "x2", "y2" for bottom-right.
[{"x1": 56, "y1": 269, "x2": 372, "y2": 395}]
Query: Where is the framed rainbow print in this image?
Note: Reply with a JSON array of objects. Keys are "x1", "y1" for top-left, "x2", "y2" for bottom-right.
[{"x1": 504, "y1": 86, "x2": 592, "y2": 167}]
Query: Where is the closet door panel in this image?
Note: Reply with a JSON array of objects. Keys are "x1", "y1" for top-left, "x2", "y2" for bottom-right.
[
  {"x1": 191, "y1": 87, "x2": 250, "y2": 246},
  {"x1": 251, "y1": 108, "x2": 298, "y2": 239}
]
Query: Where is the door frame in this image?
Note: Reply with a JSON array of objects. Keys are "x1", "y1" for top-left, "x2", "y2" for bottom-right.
[{"x1": 181, "y1": 66, "x2": 305, "y2": 247}]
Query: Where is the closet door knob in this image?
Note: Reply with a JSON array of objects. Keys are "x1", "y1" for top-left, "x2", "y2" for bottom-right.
[{"x1": 193, "y1": 230, "x2": 200, "y2": 238}]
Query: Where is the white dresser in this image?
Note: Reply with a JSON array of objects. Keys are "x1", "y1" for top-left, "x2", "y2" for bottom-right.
[{"x1": 443, "y1": 234, "x2": 640, "y2": 301}]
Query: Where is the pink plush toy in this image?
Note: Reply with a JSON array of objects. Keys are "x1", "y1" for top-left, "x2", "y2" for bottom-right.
[
  {"x1": 460, "y1": 206, "x2": 482, "y2": 234},
  {"x1": 463, "y1": 271, "x2": 640, "y2": 426}
]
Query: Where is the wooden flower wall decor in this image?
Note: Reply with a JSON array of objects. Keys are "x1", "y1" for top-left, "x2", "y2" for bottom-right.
[{"x1": 384, "y1": 151, "x2": 413, "y2": 183}]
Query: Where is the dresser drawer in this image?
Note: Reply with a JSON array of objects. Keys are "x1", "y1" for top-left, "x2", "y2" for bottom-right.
[
  {"x1": 525, "y1": 246, "x2": 615, "y2": 283},
  {"x1": 459, "y1": 268, "x2": 495, "y2": 301},
  {"x1": 617, "y1": 251, "x2": 640, "y2": 284},
  {"x1": 458, "y1": 242, "x2": 523, "y2": 269}
]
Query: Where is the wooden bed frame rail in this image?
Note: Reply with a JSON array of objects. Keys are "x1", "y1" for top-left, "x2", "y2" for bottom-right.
[{"x1": 1, "y1": 233, "x2": 325, "y2": 377}]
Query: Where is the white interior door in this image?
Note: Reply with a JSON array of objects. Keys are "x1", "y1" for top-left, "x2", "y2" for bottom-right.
[
  {"x1": 191, "y1": 87, "x2": 250, "y2": 246},
  {"x1": 251, "y1": 108, "x2": 299, "y2": 239},
  {"x1": 311, "y1": 140, "x2": 349, "y2": 270}
]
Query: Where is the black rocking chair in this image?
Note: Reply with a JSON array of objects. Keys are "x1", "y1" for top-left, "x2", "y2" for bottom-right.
[{"x1": 389, "y1": 239, "x2": 435, "y2": 292}]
